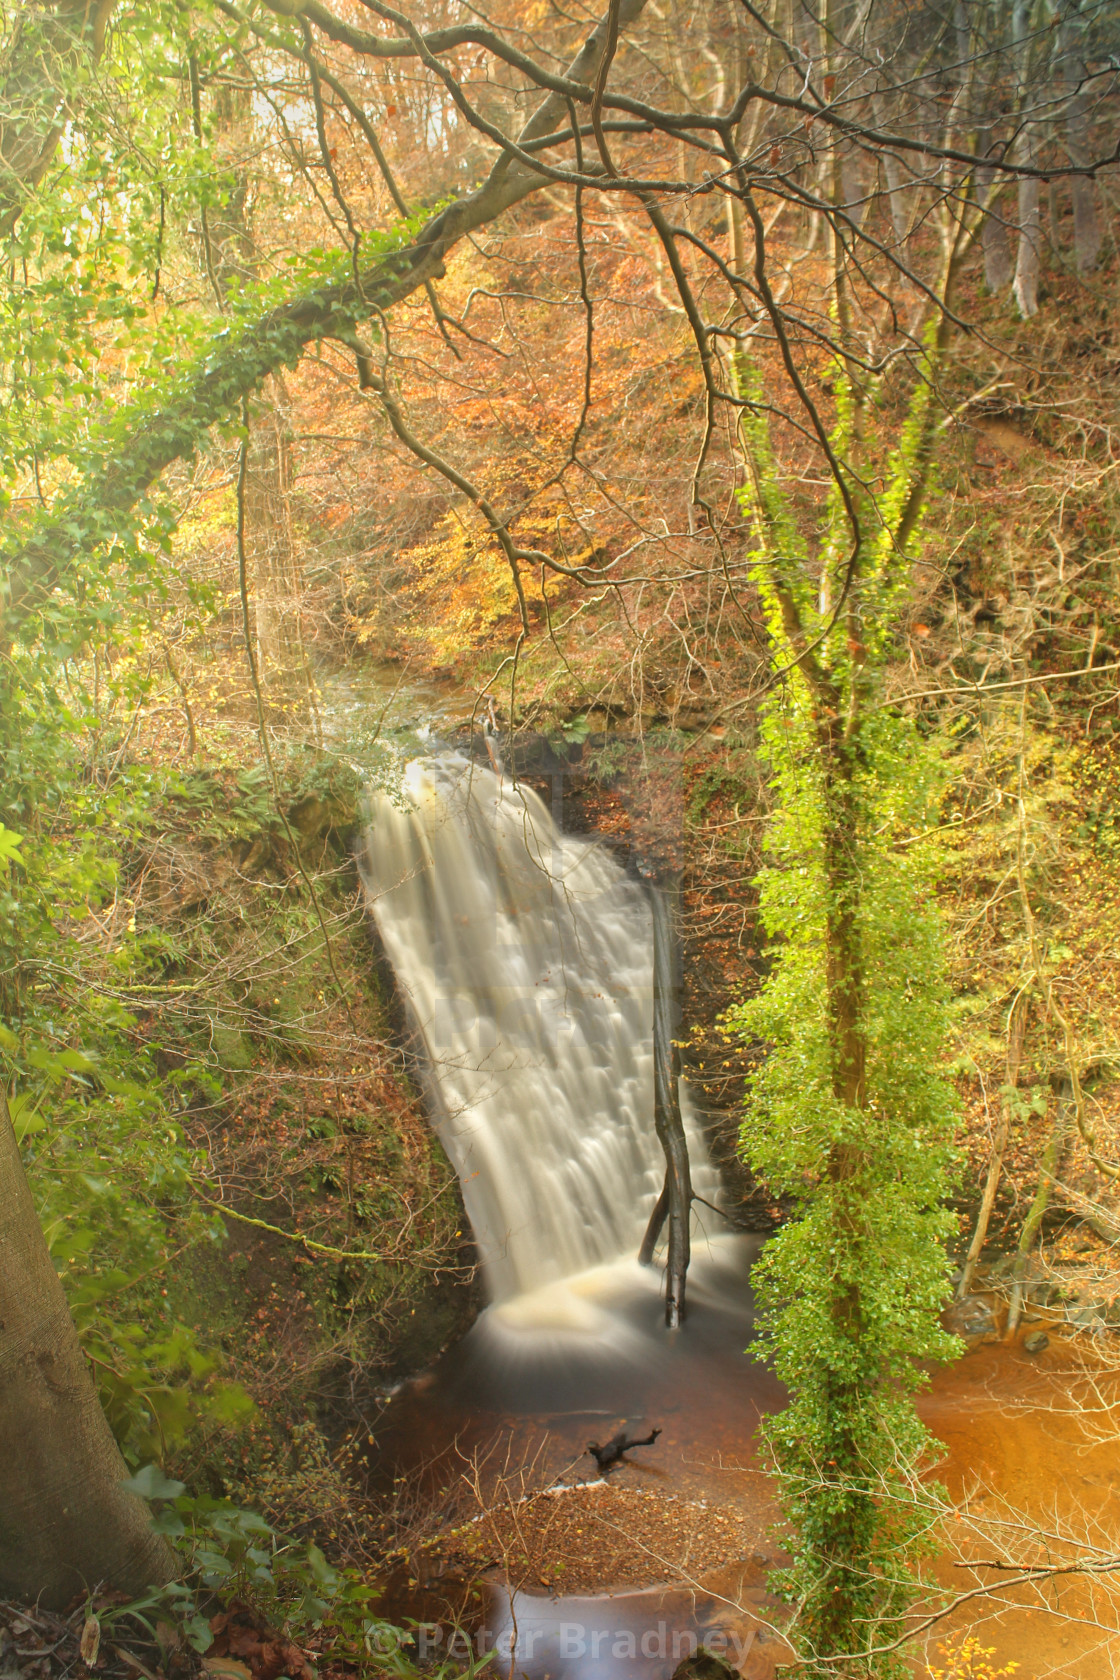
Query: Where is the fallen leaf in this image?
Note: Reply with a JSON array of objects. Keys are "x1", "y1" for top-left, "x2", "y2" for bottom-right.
[
  {"x1": 80, "y1": 1617, "x2": 101, "y2": 1667},
  {"x1": 155, "y1": 1622, "x2": 181, "y2": 1657}
]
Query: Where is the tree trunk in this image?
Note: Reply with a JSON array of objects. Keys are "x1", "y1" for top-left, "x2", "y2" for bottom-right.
[
  {"x1": 639, "y1": 874, "x2": 691, "y2": 1327},
  {"x1": 0, "y1": 1093, "x2": 173, "y2": 1607},
  {"x1": 880, "y1": 147, "x2": 911, "y2": 262},
  {"x1": 1061, "y1": 17, "x2": 1101, "y2": 276},
  {"x1": 978, "y1": 159, "x2": 1013, "y2": 292},
  {"x1": 814, "y1": 721, "x2": 875, "y2": 1653},
  {"x1": 1070, "y1": 173, "x2": 1101, "y2": 280},
  {"x1": 1013, "y1": 170, "x2": 1041, "y2": 319},
  {"x1": 982, "y1": 212, "x2": 1013, "y2": 293},
  {"x1": 200, "y1": 77, "x2": 319, "y2": 733},
  {"x1": 1012, "y1": 2, "x2": 1041, "y2": 319},
  {"x1": 956, "y1": 991, "x2": 1030, "y2": 1301},
  {"x1": 1005, "y1": 1076, "x2": 1072, "y2": 1338},
  {"x1": 0, "y1": 0, "x2": 114, "y2": 236},
  {"x1": 245, "y1": 393, "x2": 296, "y2": 692}
]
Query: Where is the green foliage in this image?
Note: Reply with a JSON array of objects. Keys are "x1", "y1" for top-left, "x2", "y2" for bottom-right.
[
  {"x1": 0, "y1": 0, "x2": 434, "y2": 652},
  {"x1": 728, "y1": 705, "x2": 960, "y2": 1663},
  {"x1": 0, "y1": 535, "x2": 451, "y2": 1551},
  {"x1": 686, "y1": 752, "x2": 760, "y2": 853},
  {"x1": 726, "y1": 348, "x2": 961, "y2": 1671},
  {"x1": 0, "y1": 608, "x2": 346, "y2": 1467},
  {"x1": 0, "y1": 671, "x2": 389, "y2": 1459},
  {"x1": 546, "y1": 712, "x2": 592, "y2": 748},
  {"x1": 8, "y1": 1030, "x2": 251, "y2": 1462},
  {"x1": 119, "y1": 1469, "x2": 468, "y2": 1679}
]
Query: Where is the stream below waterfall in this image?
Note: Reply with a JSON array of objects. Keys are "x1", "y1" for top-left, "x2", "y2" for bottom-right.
[{"x1": 334, "y1": 671, "x2": 1119, "y2": 1680}]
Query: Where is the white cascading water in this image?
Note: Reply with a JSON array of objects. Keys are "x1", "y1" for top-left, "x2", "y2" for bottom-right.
[{"x1": 358, "y1": 754, "x2": 718, "y2": 1327}]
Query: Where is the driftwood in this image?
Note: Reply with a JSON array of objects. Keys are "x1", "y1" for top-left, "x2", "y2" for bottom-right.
[
  {"x1": 639, "y1": 874, "x2": 692, "y2": 1326},
  {"x1": 587, "y1": 1427, "x2": 662, "y2": 1473}
]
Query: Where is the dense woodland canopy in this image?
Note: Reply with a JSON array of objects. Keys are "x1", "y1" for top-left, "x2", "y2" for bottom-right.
[{"x1": 4, "y1": 0, "x2": 1120, "y2": 1674}]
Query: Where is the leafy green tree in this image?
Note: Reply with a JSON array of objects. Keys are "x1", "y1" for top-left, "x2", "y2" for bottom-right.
[{"x1": 725, "y1": 303, "x2": 963, "y2": 1670}]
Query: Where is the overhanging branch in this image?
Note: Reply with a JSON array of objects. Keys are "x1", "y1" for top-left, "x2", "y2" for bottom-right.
[{"x1": 0, "y1": 0, "x2": 650, "y2": 635}]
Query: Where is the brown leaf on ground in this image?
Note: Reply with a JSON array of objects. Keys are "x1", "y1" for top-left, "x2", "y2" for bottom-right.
[
  {"x1": 431, "y1": 1485, "x2": 765, "y2": 1596},
  {"x1": 206, "y1": 1606, "x2": 314, "y2": 1680},
  {"x1": 79, "y1": 1617, "x2": 101, "y2": 1668}
]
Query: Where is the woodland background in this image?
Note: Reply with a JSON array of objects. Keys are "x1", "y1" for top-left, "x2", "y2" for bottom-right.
[{"x1": 4, "y1": 0, "x2": 1120, "y2": 1675}]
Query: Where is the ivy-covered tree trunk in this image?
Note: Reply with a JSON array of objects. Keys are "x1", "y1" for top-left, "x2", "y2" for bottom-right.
[
  {"x1": 731, "y1": 218, "x2": 965, "y2": 1666},
  {"x1": 737, "y1": 602, "x2": 959, "y2": 1671},
  {"x1": 812, "y1": 722, "x2": 875, "y2": 1650},
  {"x1": 0, "y1": 1093, "x2": 172, "y2": 1606}
]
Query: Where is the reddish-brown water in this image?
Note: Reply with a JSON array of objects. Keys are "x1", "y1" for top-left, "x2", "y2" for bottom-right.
[{"x1": 370, "y1": 1243, "x2": 1120, "y2": 1678}]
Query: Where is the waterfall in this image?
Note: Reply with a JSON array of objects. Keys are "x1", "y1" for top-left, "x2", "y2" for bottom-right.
[{"x1": 358, "y1": 754, "x2": 717, "y2": 1316}]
